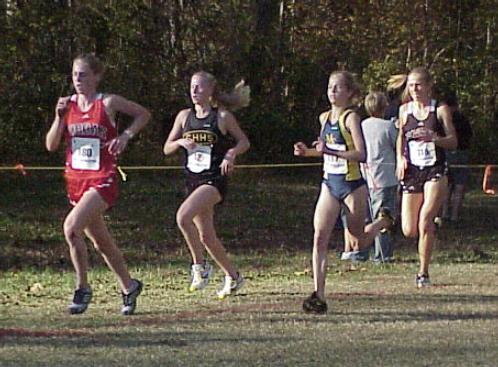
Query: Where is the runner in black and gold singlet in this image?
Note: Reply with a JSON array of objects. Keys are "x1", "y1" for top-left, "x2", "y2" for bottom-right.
[
  {"x1": 164, "y1": 71, "x2": 250, "y2": 299},
  {"x1": 182, "y1": 107, "x2": 231, "y2": 201}
]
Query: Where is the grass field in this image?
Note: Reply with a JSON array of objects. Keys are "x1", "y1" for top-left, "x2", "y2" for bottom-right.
[{"x1": 1, "y1": 169, "x2": 497, "y2": 366}]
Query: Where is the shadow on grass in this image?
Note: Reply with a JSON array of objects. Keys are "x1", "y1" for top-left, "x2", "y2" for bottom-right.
[
  {"x1": 0, "y1": 328, "x2": 296, "y2": 349},
  {"x1": 5, "y1": 292, "x2": 496, "y2": 333}
]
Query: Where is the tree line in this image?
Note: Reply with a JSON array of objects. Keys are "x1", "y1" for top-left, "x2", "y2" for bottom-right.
[{"x1": 0, "y1": 0, "x2": 496, "y2": 166}]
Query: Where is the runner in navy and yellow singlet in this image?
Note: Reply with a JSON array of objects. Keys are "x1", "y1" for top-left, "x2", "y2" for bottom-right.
[
  {"x1": 396, "y1": 67, "x2": 457, "y2": 288},
  {"x1": 163, "y1": 71, "x2": 250, "y2": 299},
  {"x1": 46, "y1": 54, "x2": 150, "y2": 315},
  {"x1": 294, "y1": 71, "x2": 393, "y2": 314}
]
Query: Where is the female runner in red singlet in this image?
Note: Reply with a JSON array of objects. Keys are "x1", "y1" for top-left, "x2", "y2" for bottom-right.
[{"x1": 46, "y1": 54, "x2": 150, "y2": 315}]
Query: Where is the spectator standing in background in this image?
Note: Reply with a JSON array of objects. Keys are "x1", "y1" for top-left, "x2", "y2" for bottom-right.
[
  {"x1": 362, "y1": 91, "x2": 398, "y2": 263},
  {"x1": 441, "y1": 92, "x2": 473, "y2": 223}
]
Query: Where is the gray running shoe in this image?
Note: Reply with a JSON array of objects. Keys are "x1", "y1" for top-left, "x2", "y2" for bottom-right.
[
  {"x1": 121, "y1": 279, "x2": 143, "y2": 315},
  {"x1": 68, "y1": 287, "x2": 92, "y2": 315},
  {"x1": 416, "y1": 273, "x2": 431, "y2": 288}
]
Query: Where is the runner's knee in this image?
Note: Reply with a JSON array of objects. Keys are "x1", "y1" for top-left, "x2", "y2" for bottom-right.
[
  {"x1": 419, "y1": 216, "x2": 436, "y2": 234},
  {"x1": 176, "y1": 208, "x2": 194, "y2": 229},
  {"x1": 313, "y1": 230, "x2": 330, "y2": 252},
  {"x1": 402, "y1": 222, "x2": 418, "y2": 238},
  {"x1": 63, "y1": 219, "x2": 84, "y2": 244}
]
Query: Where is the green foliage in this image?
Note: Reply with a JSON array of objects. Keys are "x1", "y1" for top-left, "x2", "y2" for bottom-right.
[{"x1": 0, "y1": 0, "x2": 496, "y2": 165}]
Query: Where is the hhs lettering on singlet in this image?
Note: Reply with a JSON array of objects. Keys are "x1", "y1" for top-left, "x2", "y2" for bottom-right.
[{"x1": 183, "y1": 130, "x2": 217, "y2": 173}]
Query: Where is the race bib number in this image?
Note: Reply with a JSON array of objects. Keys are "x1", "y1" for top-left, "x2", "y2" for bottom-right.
[
  {"x1": 323, "y1": 143, "x2": 347, "y2": 175},
  {"x1": 187, "y1": 146, "x2": 212, "y2": 173},
  {"x1": 71, "y1": 137, "x2": 100, "y2": 171},
  {"x1": 408, "y1": 140, "x2": 436, "y2": 167}
]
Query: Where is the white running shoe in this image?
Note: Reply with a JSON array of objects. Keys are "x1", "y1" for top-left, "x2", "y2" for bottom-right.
[
  {"x1": 189, "y1": 262, "x2": 213, "y2": 292},
  {"x1": 216, "y1": 273, "x2": 245, "y2": 299},
  {"x1": 340, "y1": 251, "x2": 359, "y2": 261},
  {"x1": 416, "y1": 273, "x2": 431, "y2": 288}
]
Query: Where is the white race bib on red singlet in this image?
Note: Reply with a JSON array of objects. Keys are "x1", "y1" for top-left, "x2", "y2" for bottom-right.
[
  {"x1": 408, "y1": 140, "x2": 436, "y2": 168},
  {"x1": 71, "y1": 137, "x2": 100, "y2": 171},
  {"x1": 323, "y1": 143, "x2": 347, "y2": 175},
  {"x1": 187, "y1": 146, "x2": 212, "y2": 173}
]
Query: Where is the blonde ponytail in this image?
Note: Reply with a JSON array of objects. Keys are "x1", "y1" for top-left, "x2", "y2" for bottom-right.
[
  {"x1": 214, "y1": 79, "x2": 251, "y2": 111},
  {"x1": 387, "y1": 74, "x2": 407, "y2": 92},
  {"x1": 193, "y1": 71, "x2": 251, "y2": 111},
  {"x1": 389, "y1": 67, "x2": 433, "y2": 104}
]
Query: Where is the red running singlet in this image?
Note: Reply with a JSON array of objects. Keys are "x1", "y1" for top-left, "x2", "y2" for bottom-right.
[{"x1": 63, "y1": 94, "x2": 118, "y2": 206}]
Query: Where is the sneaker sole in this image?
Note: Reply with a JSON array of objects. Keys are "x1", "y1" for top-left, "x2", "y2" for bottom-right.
[
  {"x1": 68, "y1": 305, "x2": 89, "y2": 315},
  {"x1": 189, "y1": 282, "x2": 209, "y2": 292}
]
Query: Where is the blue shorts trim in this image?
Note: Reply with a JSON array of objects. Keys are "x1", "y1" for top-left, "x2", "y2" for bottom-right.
[{"x1": 322, "y1": 175, "x2": 366, "y2": 201}]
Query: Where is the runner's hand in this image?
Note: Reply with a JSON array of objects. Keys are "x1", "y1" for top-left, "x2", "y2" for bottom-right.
[
  {"x1": 55, "y1": 97, "x2": 70, "y2": 119},
  {"x1": 413, "y1": 127, "x2": 435, "y2": 142},
  {"x1": 220, "y1": 155, "x2": 235, "y2": 176},
  {"x1": 293, "y1": 142, "x2": 308, "y2": 156},
  {"x1": 108, "y1": 134, "x2": 130, "y2": 155},
  {"x1": 396, "y1": 156, "x2": 407, "y2": 180},
  {"x1": 312, "y1": 137, "x2": 326, "y2": 154},
  {"x1": 177, "y1": 138, "x2": 197, "y2": 150}
]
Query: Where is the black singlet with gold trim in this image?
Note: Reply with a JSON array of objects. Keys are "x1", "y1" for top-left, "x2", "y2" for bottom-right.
[{"x1": 182, "y1": 108, "x2": 231, "y2": 180}]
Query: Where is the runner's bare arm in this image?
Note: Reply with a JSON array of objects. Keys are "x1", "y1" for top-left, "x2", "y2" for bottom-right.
[
  {"x1": 396, "y1": 104, "x2": 407, "y2": 180},
  {"x1": 435, "y1": 104, "x2": 457, "y2": 150},
  {"x1": 46, "y1": 96, "x2": 70, "y2": 152},
  {"x1": 219, "y1": 110, "x2": 250, "y2": 158},
  {"x1": 294, "y1": 113, "x2": 327, "y2": 157},
  {"x1": 219, "y1": 110, "x2": 250, "y2": 176},
  {"x1": 105, "y1": 95, "x2": 151, "y2": 155},
  {"x1": 163, "y1": 109, "x2": 196, "y2": 155},
  {"x1": 330, "y1": 112, "x2": 365, "y2": 162}
]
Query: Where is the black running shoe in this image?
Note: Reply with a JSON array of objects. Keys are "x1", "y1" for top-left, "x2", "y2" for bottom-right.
[
  {"x1": 303, "y1": 292, "x2": 328, "y2": 314},
  {"x1": 121, "y1": 279, "x2": 143, "y2": 315},
  {"x1": 68, "y1": 287, "x2": 92, "y2": 315}
]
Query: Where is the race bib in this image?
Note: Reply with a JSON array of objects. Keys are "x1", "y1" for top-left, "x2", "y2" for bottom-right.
[
  {"x1": 187, "y1": 146, "x2": 212, "y2": 173},
  {"x1": 71, "y1": 137, "x2": 100, "y2": 171},
  {"x1": 323, "y1": 143, "x2": 347, "y2": 175},
  {"x1": 408, "y1": 140, "x2": 436, "y2": 167}
]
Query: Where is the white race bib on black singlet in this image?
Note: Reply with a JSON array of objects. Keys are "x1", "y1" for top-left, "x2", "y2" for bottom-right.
[
  {"x1": 408, "y1": 140, "x2": 436, "y2": 168},
  {"x1": 323, "y1": 143, "x2": 347, "y2": 175},
  {"x1": 187, "y1": 146, "x2": 212, "y2": 173},
  {"x1": 71, "y1": 137, "x2": 100, "y2": 171}
]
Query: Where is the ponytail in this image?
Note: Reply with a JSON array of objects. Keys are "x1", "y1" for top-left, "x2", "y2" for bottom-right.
[
  {"x1": 213, "y1": 80, "x2": 251, "y2": 111},
  {"x1": 193, "y1": 71, "x2": 251, "y2": 111},
  {"x1": 387, "y1": 74, "x2": 407, "y2": 91},
  {"x1": 389, "y1": 67, "x2": 433, "y2": 104}
]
